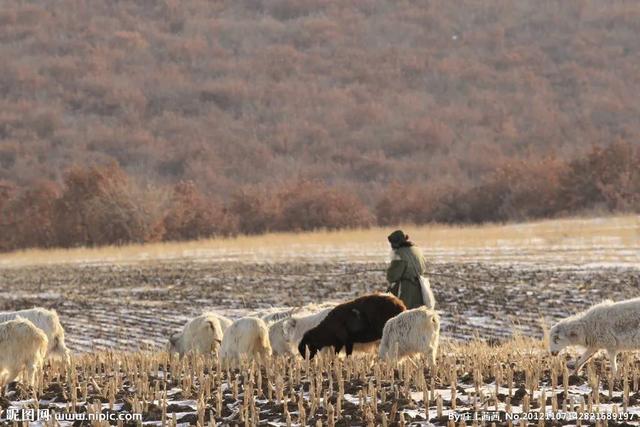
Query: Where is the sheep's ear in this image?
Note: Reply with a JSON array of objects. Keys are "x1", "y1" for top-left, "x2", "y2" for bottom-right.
[
  {"x1": 169, "y1": 334, "x2": 179, "y2": 345},
  {"x1": 207, "y1": 320, "x2": 216, "y2": 331}
]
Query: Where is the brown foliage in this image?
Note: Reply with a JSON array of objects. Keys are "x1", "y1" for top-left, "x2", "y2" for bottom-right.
[
  {"x1": 1, "y1": 0, "x2": 638, "y2": 192},
  {"x1": 229, "y1": 186, "x2": 282, "y2": 235},
  {"x1": 453, "y1": 158, "x2": 564, "y2": 223},
  {"x1": 558, "y1": 141, "x2": 640, "y2": 213},
  {"x1": 1, "y1": 144, "x2": 639, "y2": 251},
  {"x1": 230, "y1": 181, "x2": 373, "y2": 234},
  {"x1": 375, "y1": 143, "x2": 640, "y2": 226},
  {"x1": 3, "y1": 180, "x2": 60, "y2": 249},
  {"x1": 375, "y1": 184, "x2": 465, "y2": 226},
  {"x1": 274, "y1": 181, "x2": 374, "y2": 232},
  {"x1": 53, "y1": 163, "x2": 163, "y2": 247},
  {"x1": 163, "y1": 181, "x2": 237, "y2": 241},
  {"x1": 1, "y1": 0, "x2": 640, "y2": 250}
]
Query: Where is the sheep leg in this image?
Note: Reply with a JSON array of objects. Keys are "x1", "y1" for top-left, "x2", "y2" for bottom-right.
[
  {"x1": 426, "y1": 347, "x2": 437, "y2": 368},
  {"x1": 5, "y1": 368, "x2": 19, "y2": 386},
  {"x1": 333, "y1": 343, "x2": 344, "y2": 354},
  {"x1": 345, "y1": 341, "x2": 354, "y2": 356},
  {"x1": 573, "y1": 348, "x2": 597, "y2": 374},
  {"x1": 2, "y1": 368, "x2": 19, "y2": 395},
  {"x1": 608, "y1": 350, "x2": 619, "y2": 376},
  {"x1": 25, "y1": 363, "x2": 38, "y2": 388},
  {"x1": 334, "y1": 329, "x2": 350, "y2": 355}
]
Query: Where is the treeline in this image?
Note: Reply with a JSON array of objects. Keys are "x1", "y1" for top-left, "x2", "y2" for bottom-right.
[{"x1": 1, "y1": 142, "x2": 638, "y2": 251}]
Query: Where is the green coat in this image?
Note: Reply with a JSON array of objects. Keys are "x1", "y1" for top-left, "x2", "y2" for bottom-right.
[{"x1": 386, "y1": 246, "x2": 427, "y2": 309}]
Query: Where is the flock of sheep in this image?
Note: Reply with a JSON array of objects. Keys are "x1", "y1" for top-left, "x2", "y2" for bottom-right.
[
  {"x1": 0, "y1": 308, "x2": 70, "y2": 390},
  {"x1": 169, "y1": 294, "x2": 440, "y2": 365},
  {"x1": 2, "y1": 292, "x2": 640, "y2": 393}
]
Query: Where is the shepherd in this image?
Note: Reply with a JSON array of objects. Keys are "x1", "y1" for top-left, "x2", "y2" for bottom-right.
[{"x1": 386, "y1": 230, "x2": 435, "y2": 309}]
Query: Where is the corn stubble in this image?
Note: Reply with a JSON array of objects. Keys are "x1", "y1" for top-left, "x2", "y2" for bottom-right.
[{"x1": 9, "y1": 337, "x2": 640, "y2": 426}]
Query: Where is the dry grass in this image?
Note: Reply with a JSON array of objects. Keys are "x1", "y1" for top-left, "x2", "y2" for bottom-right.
[{"x1": 0, "y1": 215, "x2": 638, "y2": 267}]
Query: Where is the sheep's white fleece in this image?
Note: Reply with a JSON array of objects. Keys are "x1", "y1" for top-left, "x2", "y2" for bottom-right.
[
  {"x1": 269, "y1": 303, "x2": 336, "y2": 355},
  {"x1": 0, "y1": 308, "x2": 70, "y2": 363},
  {"x1": 549, "y1": 297, "x2": 640, "y2": 374},
  {"x1": 220, "y1": 317, "x2": 271, "y2": 360},
  {"x1": 0, "y1": 317, "x2": 48, "y2": 388},
  {"x1": 378, "y1": 306, "x2": 440, "y2": 365},
  {"x1": 168, "y1": 312, "x2": 227, "y2": 356}
]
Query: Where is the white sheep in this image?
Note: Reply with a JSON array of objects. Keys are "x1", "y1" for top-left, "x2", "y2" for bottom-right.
[
  {"x1": 276, "y1": 307, "x2": 334, "y2": 355},
  {"x1": 168, "y1": 312, "x2": 230, "y2": 357},
  {"x1": 269, "y1": 306, "x2": 334, "y2": 355},
  {"x1": 378, "y1": 306, "x2": 440, "y2": 366},
  {"x1": 218, "y1": 314, "x2": 232, "y2": 332},
  {"x1": 253, "y1": 303, "x2": 336, "y2": 326},
  {"x1": 0, "y1": 308, "x2": 70, "y2": 364},
  {"x1": 549, "y1": 297, "x2": 640, "y2": 375},
  {"x1": 269, "y1": 318, "x2": 295, "y2": 355},
  {"x1": 0, "y1": 317, "x2": 48, "y2": 389},
  {"x1": 251, "y1": 307, "x2": 297, "y2": 324},
  {"x1": 220, "y1": 317, "x2": 271, "y2": 360}
]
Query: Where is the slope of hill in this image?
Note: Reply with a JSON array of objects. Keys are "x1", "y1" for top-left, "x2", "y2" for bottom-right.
[{"x1": 0, "y1": 0, "x2": 639, "y2": 250}]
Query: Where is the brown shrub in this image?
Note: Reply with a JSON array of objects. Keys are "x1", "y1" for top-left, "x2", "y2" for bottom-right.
[
  {"x1": 163, "y1": 181, "x2": 237, "y2": 241},
  {"x1": 375, "y1": 183, "x2": 466, "y2": 226},
  {"x1": 453, "y1": 158, "x2": 564, "y2": 223},
  {"x1": 53, "y1": 163, "x2": 163, "y2": 247},
  {"x1": 274, "y1": 180, "x2": 374, "y2": 231},
  {"x1": 558, "y1": 141, "x2": 640, "y2": 213},
  {"x1": 229, "y1": 185, "x2": 282, "y2": 235},
  {"x1": 3, "y1": 180, "x2": 60, "y2": 249}
]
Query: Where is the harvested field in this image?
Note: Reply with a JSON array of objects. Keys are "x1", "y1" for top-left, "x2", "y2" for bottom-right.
[
  {"x1": 0, "y1": 216, "x2": 639, "y2": 425},
  {"x1": 0, "y1": 261, "x2": 638, "y2": 353}
]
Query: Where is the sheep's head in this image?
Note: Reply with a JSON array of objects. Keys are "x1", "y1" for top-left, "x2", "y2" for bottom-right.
[
  {"x1": 49, "y1": 334, "x2": 71, "y2": 364},
  {"x1": 167, "y1": 333, "x2": 180, "y2": 354},
  {"x1": 206, "y1": 320, "x2": 223, "y2": 352},
  {"x1": 298, "y1": 335, "x2": 318, "y2": 359},
  {"x1": 282, "y1": 318, "x2": 296, "y2": 340},
  {"x1": 549, "y1": 321, "x2": 585, "y2": 355}
]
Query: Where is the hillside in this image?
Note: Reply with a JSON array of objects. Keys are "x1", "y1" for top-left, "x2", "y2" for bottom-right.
[{"x1": 0, "y1": 0, "x2": 639, "y2": 250}]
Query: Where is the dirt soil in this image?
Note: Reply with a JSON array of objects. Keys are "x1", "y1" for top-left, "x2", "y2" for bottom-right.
[{"x1": 1, "y1": 261, "x2": 638, "y2": 352}]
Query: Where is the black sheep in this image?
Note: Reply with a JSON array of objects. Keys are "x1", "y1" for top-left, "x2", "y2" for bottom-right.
[{"x1": 298, "y1": 293, "x2": 406, "y2": 358}]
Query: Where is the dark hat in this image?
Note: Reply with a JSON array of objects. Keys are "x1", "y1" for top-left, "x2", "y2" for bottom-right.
[{"x1": 387, "y1": 230, "x2": 408, "y2": 248}]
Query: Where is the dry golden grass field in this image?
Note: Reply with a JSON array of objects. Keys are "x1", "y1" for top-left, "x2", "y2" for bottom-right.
[{"x1": 2, "y1": 215, "x2": 638, "y2": 267}]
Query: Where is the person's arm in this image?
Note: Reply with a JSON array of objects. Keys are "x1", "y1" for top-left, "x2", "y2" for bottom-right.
[
  {"x1": 386, "y1": 260, "x2": 406, "y2": 294},
  {"x1": 419, "y1": 251, "x2": 428, "y2": 275},
  {"x1": 413, "y1": 246, "x2": 428, "y2": 275},
  {"x1": 386, "y1": 259, "x2": 406, "y2": 283}
]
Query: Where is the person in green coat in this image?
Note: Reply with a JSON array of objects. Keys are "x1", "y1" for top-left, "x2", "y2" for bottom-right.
[{"x1": 385, "y1": 229, "x2": 429, "y2": 309}]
